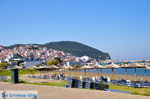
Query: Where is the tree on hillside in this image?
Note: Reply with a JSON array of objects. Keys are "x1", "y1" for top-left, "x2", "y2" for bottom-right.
[{"x1": 47, "y1": 58, "x2": 62, "y2": 66}]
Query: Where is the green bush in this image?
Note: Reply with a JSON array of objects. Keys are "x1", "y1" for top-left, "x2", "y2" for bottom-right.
[
  {"x1": 35, "y1": 64, "x2": 42, "y2": 67},
  {"x1": 47, "y1": 58, "x2": 61, "y2": 65}
]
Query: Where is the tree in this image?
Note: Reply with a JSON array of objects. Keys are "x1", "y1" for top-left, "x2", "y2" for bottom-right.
[
  {"x1": 36, "y1": 64, "x2": 42, "y2": 67},
  {"x1": 54, "y1": 57, "x2": 62, "y2": 63},
  {"x1": 47, "y1": 58, "x2": 62, "y2": 66},
  {"x1": 73, "y1": 65, "x2": 82, "y2": 70}
]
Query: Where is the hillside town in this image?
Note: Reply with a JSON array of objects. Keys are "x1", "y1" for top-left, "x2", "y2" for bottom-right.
[
  {"x1": 0, "y1": 45, "x2": 150, "y2": 70},
  {"x1": 0, "y1": 45, "x2": 96, "y2": 69}
]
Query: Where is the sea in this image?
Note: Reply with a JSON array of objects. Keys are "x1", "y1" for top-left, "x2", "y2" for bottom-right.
[
  {"x1": 76, "y1": 68, "x2": 150, "y2": 76},
  {"x1": 24, "y1": 61, "x2": 41, "y2": 67},
  {"x1": 25, "y1": 61, "x2": 150, "y2": 76},
  {"x1": 76, "y1": 62, "x2": 150, "y2": 76}
]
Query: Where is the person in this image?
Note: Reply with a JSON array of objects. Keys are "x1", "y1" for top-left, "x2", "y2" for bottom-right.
[
  {"x1": 60, "y1": 73, "x2": 63, "y2": 77},
  {"x1": 107, "y1": 77, "x2": 111, "y2": 83},
  {"x1": 100, "y1": 76, "x2": 104, "y2": 81},
  {"x1": 62, "y1": 73, "x2": 65, "y2": 76},
  {"x1": 103, "y1": 77, "x2": 107, "y2": 82}
]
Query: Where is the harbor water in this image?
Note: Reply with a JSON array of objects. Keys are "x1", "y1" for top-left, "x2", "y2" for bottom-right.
[{"x1": 76, "y1": 68, "x2": 150, "y2": 76}]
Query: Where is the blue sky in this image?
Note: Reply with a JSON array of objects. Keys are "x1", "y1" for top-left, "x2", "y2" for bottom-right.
[{"x1": 0, "y1": 0, "x2": 150, "y2": 60}]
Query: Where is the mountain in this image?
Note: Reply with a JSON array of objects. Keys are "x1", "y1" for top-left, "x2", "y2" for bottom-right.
[
  {"x1": 43, "y1": 41, "x2": 110, "y2": 60},
  {"x1": 6, "y1": 41, "x2": 111, "y2": 60}
]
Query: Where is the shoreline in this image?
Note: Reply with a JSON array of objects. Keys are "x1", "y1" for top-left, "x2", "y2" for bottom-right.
[{"x1": 47, "y1": 71, "x2": 150, "y2": 81}]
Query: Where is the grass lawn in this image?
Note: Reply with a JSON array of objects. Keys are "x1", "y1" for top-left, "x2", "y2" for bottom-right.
[
  {"x1": 19, "y1": 69, "x2": 39, "y2": 75},
  {"x1": 109, "y1": 84, "x2": 150, "y2": 96},
  {"x1": 21, "y1": 80, "x2": 68, "y2": 87},
  {"x1": 0, "y1": 69, "x2": 39, "y2": 76}
]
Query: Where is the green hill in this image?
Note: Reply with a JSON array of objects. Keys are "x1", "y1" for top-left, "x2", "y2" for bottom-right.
[
  {"x1": 6, "y1": 41, "x2": 111, "y2": 60},
  {"x1": 43, "y1": 41, "x2": 110, "y2": 60}
]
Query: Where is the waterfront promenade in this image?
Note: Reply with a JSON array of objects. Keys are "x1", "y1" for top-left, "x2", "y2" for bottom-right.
[
  {"x1": 0, "y1": 82, "x2": 149, "y2": 99},
  {"x1": 41, "y1": 71, "x2": 150, "y2": 82}
]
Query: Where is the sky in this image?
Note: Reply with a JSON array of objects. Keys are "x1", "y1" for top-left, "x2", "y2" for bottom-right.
[{"x1": 0, "y1": 0, "x2": 150, "y2": 60}]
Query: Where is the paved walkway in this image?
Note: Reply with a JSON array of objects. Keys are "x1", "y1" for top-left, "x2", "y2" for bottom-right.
[{"x1": 0, "y1": 82, "x2": 149, "y2": 99}]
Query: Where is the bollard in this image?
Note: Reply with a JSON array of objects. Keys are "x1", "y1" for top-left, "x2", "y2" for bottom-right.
[{"x1": 11, "y1": 69, "x2": 19, "y2": 84}]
